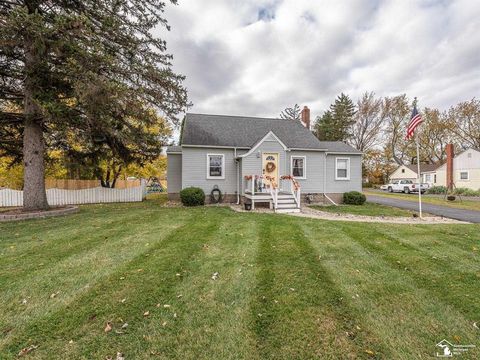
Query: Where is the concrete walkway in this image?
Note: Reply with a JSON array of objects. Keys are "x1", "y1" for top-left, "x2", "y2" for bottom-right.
[
  {"x1": 367, "y1": 195, "x2": 480, "y2": 223},
  {"x1": 229, "y1": 204, "x2": 466, "y2": 224}
]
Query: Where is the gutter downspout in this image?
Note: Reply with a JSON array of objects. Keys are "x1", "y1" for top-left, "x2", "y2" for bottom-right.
[{"x1": 235, "y1": 148, "x2": 240, "y2": 204}]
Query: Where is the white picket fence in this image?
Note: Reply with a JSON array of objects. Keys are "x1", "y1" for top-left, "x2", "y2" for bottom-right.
[{"x1": 0, "y1": 183, "x2": 146, "y2": 207}]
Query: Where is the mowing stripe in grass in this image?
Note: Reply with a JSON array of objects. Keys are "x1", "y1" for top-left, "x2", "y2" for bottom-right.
[
  {"x1": 0, "y1": 207, "x2": 184, "y2": 290},
  {"x1": 374, "y1": 224, "x2": 480, "y2": 273},
  {"x1": 341, "y1": 223, "x2": 480, "y2": 322},
  {"x1": 303, "y1": 220, "x2": 479, "y2": 358},
  {"x1": 0, "y1": 204, "x2": 173, "y2": 283},
  {"x1": 0, "y1": 207, "x2": 223, "y2": 359},
  {"x1": 145, "y1": 210, "x2": 261, "y2": 360},
  {"x1": 0, "y1": 208, "x2": 190, "y2": 341},
  {"x1": 250, "y1": 214, "x2": 389, "y2": 359},
  {"x1": 386, "y1": 224, "x2": 480, "y2": 261}
]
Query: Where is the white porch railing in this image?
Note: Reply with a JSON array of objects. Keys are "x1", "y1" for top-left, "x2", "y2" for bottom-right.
[
  {"x1": 244, "y1": 175, "x2": 278, "y2": 210},
  {"x1": 279, "y1": 175, "x2": 301, "y2": 208},
  {"x1": 244, "y1": 175, "x2": 300, "y2": 211}
]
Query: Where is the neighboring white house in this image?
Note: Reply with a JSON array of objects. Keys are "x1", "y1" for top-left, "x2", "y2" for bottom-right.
[
  {"x1": 388, "y1": 146, "x2": 480, "y2": 190},
  {"x1": 433, "y1": 148, "x2": 480, "y2": 190},
  {"x1": 389, "y1": 163, "x2": 440, "y2": 186}
]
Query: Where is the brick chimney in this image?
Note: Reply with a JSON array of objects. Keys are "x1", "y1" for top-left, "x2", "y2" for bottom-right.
[
  {"x1": 446, "y1": 143, "x2": 454, "y2": 190},
  {"x1": 301, "y1": 106, "x2": 310, "y2": 129}
]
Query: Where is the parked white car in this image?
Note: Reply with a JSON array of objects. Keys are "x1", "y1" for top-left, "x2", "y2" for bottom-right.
[{"x1": 387, "y1": 180, "x2": 427, "y2": 194}]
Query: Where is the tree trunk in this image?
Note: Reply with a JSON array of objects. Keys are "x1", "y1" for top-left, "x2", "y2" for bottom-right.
[
  {"x1": 23, "y1": 33, "x2": 49, "y2": 211},
  {"x1": 23, "y1": 120, "x2": 48, "y2": 210}
]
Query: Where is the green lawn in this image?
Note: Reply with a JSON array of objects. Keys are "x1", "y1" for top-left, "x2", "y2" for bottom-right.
[
  {"x1": 310, "y1": 202, "x2": 418, "y2": 217},
  {"x1": 0, "y1": 200, "x2": 479, "y2": 359},
  {"x1": 365, "y1": 190, "x2": 480, "y2": 212}
]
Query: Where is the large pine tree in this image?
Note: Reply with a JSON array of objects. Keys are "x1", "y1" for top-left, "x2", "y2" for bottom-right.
[{"x1": 0, "y1": 0, "x2": 188, "y2": 210}]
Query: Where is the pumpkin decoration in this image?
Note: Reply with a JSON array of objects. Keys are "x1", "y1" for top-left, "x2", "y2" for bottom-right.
[{"x1": 265, "y1": 161, "x2": 276, "y2": 173}]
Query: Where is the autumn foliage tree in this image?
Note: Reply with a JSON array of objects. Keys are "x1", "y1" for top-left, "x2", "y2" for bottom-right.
[
  {"x1": 348, "y1": 92, "x2": 386, "y2": 152},
  {"x1": 0, "y1": 0, "x2": 187, "y2": 210}
]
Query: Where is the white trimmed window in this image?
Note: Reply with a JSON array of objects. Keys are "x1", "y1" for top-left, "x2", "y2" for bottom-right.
[
  {"x1": 207, "y1": 154, "x2": 225, "y2": 179},
  {"x1": 291, "y1": 156, "x2": 306, "y2": 179},
  {"x1": 335, "y1": 158, "x2": 350, "y2": 180},
  {"x1": 459, "y1": 171, "x2": 469, "y2": 181}
]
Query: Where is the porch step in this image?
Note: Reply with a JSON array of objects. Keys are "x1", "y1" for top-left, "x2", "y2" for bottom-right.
[
  {"x1": 274, "y1": 194, "x2": 299, "y2": 213},
  {"x1": 277, "y1": 198, "x2": 296, "y2": 204},
  {"x1": 276, "y1": 202, "x2": 297, "y2": 208},
  {"x1": 277, "y1": 194, "x2": 295, "y2": 199}
]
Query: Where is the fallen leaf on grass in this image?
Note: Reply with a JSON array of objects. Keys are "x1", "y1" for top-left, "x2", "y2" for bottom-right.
[
  {"x1": 163, "y1": 304, "x2": 171, "y2": 308},
  {"x1": 120, "y1": 277, "x2": 125, "y2": 280},
  {"x1": 18, "y1": 345, "x2": 38, "y2": 357},
  {"x1": 453, "y1": 335, "x2": 461, "y2": 342},
  {"x1": 104, "y1": 322, "x2": 112, "y2": 333},
  {"x1": 120, "y1": 298, "x2": 126, "y2": 303},
  {"x1": 68, "y1": 340, "x2": 74, "y2": 344},
  {"x1": 116, "y1": 353, "x2": 125, "y2": 360},
  {"x1": 162, "y1": 321, "x2": 167, "y2": 327},
  {"x1": 21, "y1": 299, "x2": 27, "y2": 305},
  {"x1": 143, "y1": 311, "x2": 150, "y2": 317},
  {"x1": 365, "y1": 349, "x2": 375, "y2": 356},
  {"x1": 211, "y1": 272, "x2": 219, "y2": 280},
  {"x1": 49, "y1": 291, "x2": 59, "y2": 299},
  {"x1": 121, "y1": 322, "x2": 128, "y2": 329}
]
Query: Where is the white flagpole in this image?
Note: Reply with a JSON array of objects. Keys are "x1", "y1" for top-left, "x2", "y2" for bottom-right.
[{"x1": 416, "y1": 132, "x2": 423, "y2": 218}]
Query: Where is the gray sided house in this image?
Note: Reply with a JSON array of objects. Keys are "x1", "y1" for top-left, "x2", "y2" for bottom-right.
[{"x1": 167, "y1": 109, "x2": 362, "y2": 212}]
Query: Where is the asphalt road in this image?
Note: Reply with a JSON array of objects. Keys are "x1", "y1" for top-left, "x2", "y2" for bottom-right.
[{"x1": 367, "y1": 195, "x2": 480, "y2": 223}]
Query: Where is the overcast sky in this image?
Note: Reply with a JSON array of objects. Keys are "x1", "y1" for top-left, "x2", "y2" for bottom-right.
[{"x1": 159, "y1": 0, "x2": 480, "y2": 120}]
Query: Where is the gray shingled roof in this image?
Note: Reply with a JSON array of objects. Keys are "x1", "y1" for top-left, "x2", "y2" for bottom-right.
[
  {"x1": 180, "y1": 113, "x2": 361, "y2": 153},
  {"x1": 406, "y1": 163, "x2": 442, "y2": 173},
  {"x1": 166, "y1": 146, "x2": 182, "y2": 153}
]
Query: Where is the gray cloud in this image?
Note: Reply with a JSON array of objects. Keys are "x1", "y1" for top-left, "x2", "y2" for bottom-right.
[{"x1": 160, "y1": 0, "x2": 480, "y2": 121}]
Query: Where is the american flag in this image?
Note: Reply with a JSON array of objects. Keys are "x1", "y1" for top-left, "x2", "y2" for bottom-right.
[{"x1": 405, "y1": 105, "x2": 423, "y2": 140}]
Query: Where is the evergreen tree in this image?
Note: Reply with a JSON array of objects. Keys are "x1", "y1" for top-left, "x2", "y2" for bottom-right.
[
  {"x1": 0, "y1": 1, "x2": 188, "y2": 210},
  {"x1": 314, "y1": 110, "x2": 335, "y2": 140},
  {"x1": 314, "y1": 93, "x2": 356, "y2": 141}
]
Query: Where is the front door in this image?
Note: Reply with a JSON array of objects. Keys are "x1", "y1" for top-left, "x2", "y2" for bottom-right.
[{"x1": 262, "y1": 153, "x2": 279, "y2": 188}]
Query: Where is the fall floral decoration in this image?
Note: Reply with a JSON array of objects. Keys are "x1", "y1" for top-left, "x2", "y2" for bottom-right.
[
  {"x1": 280, "y1": 175, "x2": 300, "y2": 191},
  {"x1": 265, "y1": 161, "x2": 276, "y2": 173}
]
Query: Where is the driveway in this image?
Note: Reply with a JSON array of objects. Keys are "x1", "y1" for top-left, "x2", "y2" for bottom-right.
[{"x1": 367, "y1": 195, "x2": 480, "y2": 223}]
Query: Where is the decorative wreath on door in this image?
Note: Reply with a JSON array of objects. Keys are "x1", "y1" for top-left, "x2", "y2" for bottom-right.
[{"x1": 266, "y1": 161, "x2": 276, "y2": 173}]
